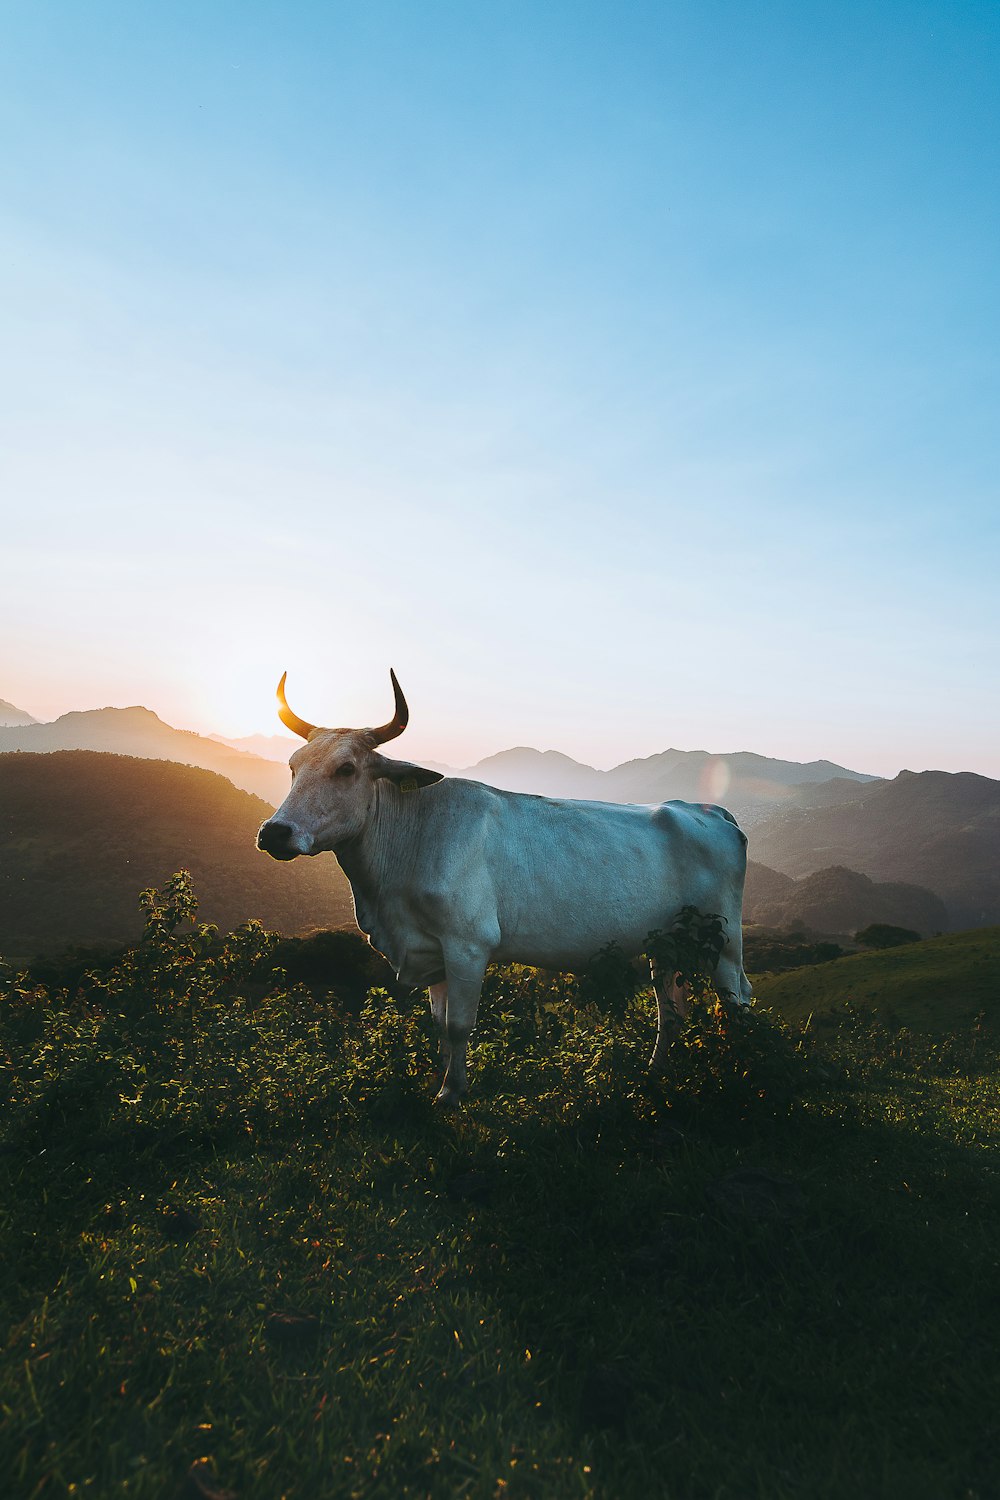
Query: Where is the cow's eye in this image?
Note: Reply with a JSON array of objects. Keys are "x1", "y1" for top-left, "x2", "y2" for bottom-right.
[{"x1": 335, "y1": 762, "x2": 356, "y2": 779}]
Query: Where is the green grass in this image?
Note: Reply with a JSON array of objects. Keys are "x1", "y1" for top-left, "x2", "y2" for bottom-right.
[
  {"x1": 2, "y1": 911, "x2": 1000, "y2": 1499},
  {"x1": 754, "y1": 926, "x2": 1000, "y2": 1030}
]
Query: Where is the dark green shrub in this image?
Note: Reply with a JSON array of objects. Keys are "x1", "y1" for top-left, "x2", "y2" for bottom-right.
[
  {"x1": 855, "y1": 923, "x2": 922, "y2": 949},
  {"x1": 267, "y1": 929, "x2": 395, "y2": 1008},
  {"x1": 743, "y1": 932, "x2": 845, "y2": 972},
  {"x1": 577, "y1": 942, "x2": 641, "y2": 1019},
  {"x1": 658, "y1": 993, "x2": 810, "y2": 1121}
]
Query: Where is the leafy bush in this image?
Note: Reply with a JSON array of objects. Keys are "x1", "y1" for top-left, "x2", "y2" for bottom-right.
[
  {"x1": 3, "y1": 876, "x2": 998, "y2": 1500},
  {"x1": 576, "y1": 906, "x2": 729, "y2": 1021},
  {"x1": 644, "y1": 905, "x2": 728, "y2": 992},
  {"x1": 658, "y1": 992, "x2": 810, "y2": 1120},
  {"x1": 0, "y1": 878, "x2": 815, "y2": 1152},
  {"x1": 266, "y1": 929, "x2": 397, "y2": 1008}
]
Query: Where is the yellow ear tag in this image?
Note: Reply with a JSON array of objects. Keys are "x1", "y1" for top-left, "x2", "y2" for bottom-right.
[{"x1": 400, "y1": 777, "x2": 419, "y2": 794}]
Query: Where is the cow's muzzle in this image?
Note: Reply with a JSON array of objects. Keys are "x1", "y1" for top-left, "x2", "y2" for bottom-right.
[{"x1": 257, "y1": 820, "x2": 309, "y2": 861}]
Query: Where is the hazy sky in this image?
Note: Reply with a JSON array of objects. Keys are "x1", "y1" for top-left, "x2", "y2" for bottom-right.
[{"x1": 2, "y1": 1, "x2": 998, "y2": 776}]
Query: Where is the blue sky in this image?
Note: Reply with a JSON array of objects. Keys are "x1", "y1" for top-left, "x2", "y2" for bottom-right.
[{"x1": 2, "y1": 1, "x2": 997, "y2": 774}]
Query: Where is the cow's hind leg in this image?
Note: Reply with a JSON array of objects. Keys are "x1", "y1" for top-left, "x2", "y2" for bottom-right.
[
  {"x1": 714, "y1": 927, "x2": 753, "y2": 1009},
  {"x1": 649, "y1": 967, "x2": 692, "y2": 1073},
  {"x1": 435, "y1": 951, "x2": 488, "y2": 1107}
]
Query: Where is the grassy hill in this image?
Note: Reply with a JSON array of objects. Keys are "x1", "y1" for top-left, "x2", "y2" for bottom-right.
[
  {"x1": 2, "y1": 916, "x2": 999, "y2": 1498},
  {"x1": 754, "y1": 927, "x2": 1000, "y2": 1030},
  {"x1": 0, "y1": 750, "x2": 354, "y2": 957}
]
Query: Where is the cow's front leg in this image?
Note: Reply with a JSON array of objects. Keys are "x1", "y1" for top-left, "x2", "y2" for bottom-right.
[
  {"x1": 428, "y1": 981, "x2": 450, "y2": 1071},
  {"x1": 649, "y1": 969, "x2": 693, "y2": 1073},
  {"x1": 435, "y1": 954, "x2": 487, "y2": 1107}
]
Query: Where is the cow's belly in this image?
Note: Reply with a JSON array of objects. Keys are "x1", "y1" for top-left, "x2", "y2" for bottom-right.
[
  {"x1": 494, "y1": 914, "x2": 658, "y2": 972},
  {"x1": 493, "y1": 860, "x2": 698, "y2": 972}
]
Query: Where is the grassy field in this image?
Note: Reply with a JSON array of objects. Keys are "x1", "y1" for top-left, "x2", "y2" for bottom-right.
[
  {"x1": 754, "y1": 926, "x2": 1000, "y2": 1031},
  {"x1": 3, "y1": 897, "x2": 1000, "y2": 1499}
]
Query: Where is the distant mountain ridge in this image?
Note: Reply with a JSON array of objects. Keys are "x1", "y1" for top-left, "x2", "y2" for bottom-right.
[
  {"x1": 442, "y1": 745, "x2": 878, "y2": 827},
  {"x1": 0, "y1": 699, "x2": 37, "y2": 728},
  {"x1": 210, "y1": 731, "x2": 298, "y2": 763},
  {"x1": 0, "y1": 706, "x2": 289, "y2": 806}
]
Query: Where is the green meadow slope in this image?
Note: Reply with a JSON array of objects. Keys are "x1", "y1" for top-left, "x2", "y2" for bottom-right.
[
  {"x1": 3, "y1": 906, "x2": 1000, "y2": 1500},
  {"x1": 754, "y1": 927, "x2": 1000, "y2": 1031}
]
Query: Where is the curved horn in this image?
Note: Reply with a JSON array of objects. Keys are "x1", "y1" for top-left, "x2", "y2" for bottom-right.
[
  {"x1": 276, "y1": 672, "x2": 317, "y2": 740},
  {"x1": 370, "y1": 668, "x2": 409, "y2": 744}
]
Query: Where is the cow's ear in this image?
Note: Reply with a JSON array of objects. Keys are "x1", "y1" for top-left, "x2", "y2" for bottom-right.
[{"x1": 371, "y1": 755, "x2": 444, "y2": 791}]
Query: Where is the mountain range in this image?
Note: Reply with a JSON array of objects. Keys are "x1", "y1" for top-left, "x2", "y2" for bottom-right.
[
  {"x1": 748, "y1": 769, "x2": 999, "y2": 931},
  {"x1": 0, "y1": 706, "x2": 289, "y2": 805},
  {"x1": 0, "y1": 699, "x2": 38, "y2": 728},
  {"x1": 0, "y1": 702, "x2": 877, "y2": 826},
  {"x1": 209, "y1": 731, "x2": 299, "y2": 761},
  {"x1": 434, "y1": 745, "x2": 878, "y2": 828},
  {"x1": 1, "y1": 695, "x2": 997, "y2": 945}
]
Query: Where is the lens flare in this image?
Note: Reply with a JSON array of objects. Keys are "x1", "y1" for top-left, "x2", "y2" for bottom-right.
[{"x1": 700, "y1": 757, "x2": 731, "y2": 804}]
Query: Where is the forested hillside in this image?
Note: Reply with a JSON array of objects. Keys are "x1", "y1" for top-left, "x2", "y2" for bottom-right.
[
  {"x1": 748, "y1": 770, "x2": 1000, "y2": 929},
  {"x1": 744, "y1": 862, "x2": 947, "y2": 937},
  {"x1": 0, "y1": 751, "x2": 353, "y2": 957}
]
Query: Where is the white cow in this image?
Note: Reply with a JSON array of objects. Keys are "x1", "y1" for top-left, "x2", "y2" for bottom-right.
[{"x1": 257, "y1": 672, "x2": 752, "y2": 1104}]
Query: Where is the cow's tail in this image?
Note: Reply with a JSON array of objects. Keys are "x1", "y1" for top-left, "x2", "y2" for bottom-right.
[{"x1": 716, "y1": 806, "x2": 752, "y2": 1007}]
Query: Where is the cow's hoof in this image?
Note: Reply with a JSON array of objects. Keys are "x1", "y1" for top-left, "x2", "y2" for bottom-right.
[{"x1": 434, "y1": 1087, "x2": 465, "y2": 1109}]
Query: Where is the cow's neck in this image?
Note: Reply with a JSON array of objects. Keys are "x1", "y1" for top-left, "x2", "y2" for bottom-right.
[{"x1": 333, "y1": 780, "x2": 420, "y2": 918}]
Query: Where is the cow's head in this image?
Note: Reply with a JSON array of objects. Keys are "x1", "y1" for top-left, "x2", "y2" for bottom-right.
[{"x1": 256, "y1": 670, "x2": 442, "y2": 860}]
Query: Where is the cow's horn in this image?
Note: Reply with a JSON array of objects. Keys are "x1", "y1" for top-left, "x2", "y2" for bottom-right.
[
  {"x1": 370, "y1": 668, "x2": 409, "y2": 744},
  {"x1": 276, "y1": 672, "x2": 317, "y2": 739}
]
